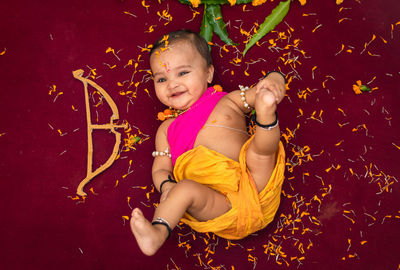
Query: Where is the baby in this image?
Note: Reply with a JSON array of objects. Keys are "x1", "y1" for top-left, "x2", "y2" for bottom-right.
[{"x1": 130, "y1": 30, "x2": 286, "y2": 256}]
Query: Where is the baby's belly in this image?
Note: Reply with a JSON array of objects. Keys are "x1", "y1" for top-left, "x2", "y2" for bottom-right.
[
  {"x1": 194, "y1": 96, "x2": 249, "y2": 161},
  {"x1": 195, "y1": 127, "x2": 249, "y2": 162}
]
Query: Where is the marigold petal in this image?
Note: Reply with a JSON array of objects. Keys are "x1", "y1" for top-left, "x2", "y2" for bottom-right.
[
  {"x1": 157, "y1": 112, "x2": 166, "y2": 121},
  {"x1": 213, "y1": 84, "x2": 223, "y2": 92}
]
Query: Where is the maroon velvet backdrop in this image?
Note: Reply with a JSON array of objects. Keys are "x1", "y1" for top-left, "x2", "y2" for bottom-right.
[{"x1": 1, "y1": 0, "x2": 399, "y2": 269}]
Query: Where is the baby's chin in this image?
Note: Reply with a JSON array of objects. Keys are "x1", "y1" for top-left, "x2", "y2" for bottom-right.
[
  {"x1": 169, "y1": 101, "x2": 193, "y2": 111},
  {"x1": 163, "y1": 103, "x2": 188, "y2": 110},
  {"x1": 174, "y1": 106, "x2": 190, "y2": 111}
]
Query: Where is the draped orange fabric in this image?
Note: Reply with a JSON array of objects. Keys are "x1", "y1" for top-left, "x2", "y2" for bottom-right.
[{"x1": 173, "y1": 136, "x2": 286, "y2": 240}]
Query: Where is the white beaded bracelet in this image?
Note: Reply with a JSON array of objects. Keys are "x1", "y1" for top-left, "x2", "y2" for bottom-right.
[
  {"x1": 152, "y1": 148, "x2": 171, "y2": 158},
  {"x1": 239, "y1": 85, "x2": 253, "y2": 110}
]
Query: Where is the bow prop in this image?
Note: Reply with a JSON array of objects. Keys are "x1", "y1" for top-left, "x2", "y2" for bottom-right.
[{"x1": 73, "y1": 69, "x2": 125, "y2": 196}]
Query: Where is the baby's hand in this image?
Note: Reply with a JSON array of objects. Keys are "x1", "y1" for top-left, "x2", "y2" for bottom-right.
[{"x1": 255, "y1": 72, "x2": 286, "y2": 105}]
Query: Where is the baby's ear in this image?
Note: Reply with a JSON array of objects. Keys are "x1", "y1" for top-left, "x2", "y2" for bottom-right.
[{"x1": 207, "y1": 65, "x2": 215, "y2": 84}]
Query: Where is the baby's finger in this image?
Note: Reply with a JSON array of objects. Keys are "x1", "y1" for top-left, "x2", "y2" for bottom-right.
[
  {"x1": 256, "y1": 86, "x2": 266, "y2": 95},
  {"x1": 266, "y1": 84, "x2": 280, "y2": 101},
  {"x1": 255, "y1": 80, "x2": 267, "y2": 93},
  {"x1": 268, "y1": 83, "x2": 284, "y2": 100},
  {"x1": 256, "y1": 83, "x2": 270, "y2": 95}
]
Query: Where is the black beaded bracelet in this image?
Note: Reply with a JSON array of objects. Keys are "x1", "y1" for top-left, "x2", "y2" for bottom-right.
[
  {"x1": 159, "y1": 175, "x2": 177, "y2": 194},
  {"x1": 264, "y1": 71, "x2": 286, "y2": 84},
  {"x1": 151, "y1": 217, "x2": 172, "y2": 239},
  {"x1": 252, "y1": 111, "x2": 279, "y2": 131}
]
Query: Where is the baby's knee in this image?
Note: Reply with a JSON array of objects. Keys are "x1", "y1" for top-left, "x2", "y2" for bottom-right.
[
  {"x1": 173, "y1": 179, "x2": 201, "y2": 198},
  {"x1": 176, "y1": 179, "x2": 197, "y2": 191}
]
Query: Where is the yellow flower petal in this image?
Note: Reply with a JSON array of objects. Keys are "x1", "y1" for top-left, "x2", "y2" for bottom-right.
[
  {"x1": 252, "y1": 0, "x2": 267, "y2": 6},
  {"x1": 189, "y1": 0, "x2": 201, "y2": 8},
  {"x1": 298, "y1": 0, "x2": 307, "y2": 6}
]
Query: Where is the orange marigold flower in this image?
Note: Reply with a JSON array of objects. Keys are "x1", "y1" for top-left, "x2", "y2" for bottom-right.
[
  {"x1": 228, "y1": 0, "x2": 236, "y2": 5},
  {"x1": 164, "y1": 108, "x2": 173, "y2": 115},
  {"x1": 189, "y1": 0, "x2": 201, "y2": 8},
  {"x1": 157, "y1": 112, "x2": 166, "y2": 121},
  {"x1": 353, "y1": 80, "x2": 371, "y2": 94},
  {"x1": 353, "y1": 80, "x2": 362, "y2": 94},
  {"x1": 298, "y1": 0, "x2": 307, "y2": 5},
  {"x1": 252, "y1": 0, "x2": 267, "y2": 6},
  {"x1": 213, "y1": 84, "x2": 223, "y2": 92}
]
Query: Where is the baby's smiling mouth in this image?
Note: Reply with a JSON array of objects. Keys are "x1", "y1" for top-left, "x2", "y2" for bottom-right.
[{"x1": 171, "y1": 91, "x2": 185, "y2": 98}]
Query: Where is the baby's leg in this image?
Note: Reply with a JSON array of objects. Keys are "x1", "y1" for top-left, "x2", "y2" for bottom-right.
[
  {"x1": 246, "y1": 89, "x2": 281, "y2": 192},
  {"x1": 130, "y1": 179, "x2": 230, "y2": 256}
]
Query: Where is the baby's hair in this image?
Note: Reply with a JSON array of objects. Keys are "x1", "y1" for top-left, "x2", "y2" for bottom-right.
[{"x1": 149, "y1": 29, "x2": 213, "y2": 67}]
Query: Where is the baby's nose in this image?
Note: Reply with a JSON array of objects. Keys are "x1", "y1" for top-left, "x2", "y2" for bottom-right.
[{"x1": 167, "y1": 78, "x2": 179, "y2": 91}]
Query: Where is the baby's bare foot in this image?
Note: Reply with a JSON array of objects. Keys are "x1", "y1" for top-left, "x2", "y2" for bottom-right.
[
  {"x1": 130, "y1": 208, "x2": 168, "y2": 256},
  {"x1": 254, "y1": 89, "x2": 277, "y2": 124},
  {"x1": 255, "y1": 88, "x2": 277, "y2": 113}
]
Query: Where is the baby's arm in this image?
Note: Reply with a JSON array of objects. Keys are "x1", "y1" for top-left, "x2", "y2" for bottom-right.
[
  {"x1": 227, "y1": 71, "x2": 285, "y2": 157},
  {"x1": 152, "y1": 119, "x2": 176, "y2": 198}
]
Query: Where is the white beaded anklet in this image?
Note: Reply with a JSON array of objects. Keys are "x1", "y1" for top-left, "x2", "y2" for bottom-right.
[
  {"x1": 239, "y1": 85, "x2": 252, "y2": 110},
  {"x1": 152, "y1": 148, "x2": 171, "y2": 158}
]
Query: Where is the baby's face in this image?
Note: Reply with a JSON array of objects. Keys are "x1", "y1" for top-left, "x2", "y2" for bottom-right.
[{"x1": 150, "y1": 40, "x2": 214, "y2": 110}]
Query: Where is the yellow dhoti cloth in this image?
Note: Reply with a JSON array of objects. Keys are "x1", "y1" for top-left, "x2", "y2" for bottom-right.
[{"x1": 173, "y1": 136, "x2": 286, "y2": 240}]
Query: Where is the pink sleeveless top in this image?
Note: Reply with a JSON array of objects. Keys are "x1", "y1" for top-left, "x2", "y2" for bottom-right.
[{"x1": 168, "y1": 86, "x2": 227, "y2": 165}]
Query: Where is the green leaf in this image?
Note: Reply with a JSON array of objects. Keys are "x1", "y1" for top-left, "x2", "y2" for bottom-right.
[
  {"x1": 202, "y1": 0, "x2": 253, "y2": 4},
  {"x1": 234, "y1": 0, "x2": 254, "y2": 3},
  {"x1": 360, "y1": 85, "x2": 371, "y2": 92},
  {"x1": 201, "y1": 0, "x2": 229, "y2": 4},
  {"x1": 243, "y1": 0, "x2": 290, "y2": 56},
  {"x1": 200, "y1": 5, "x2": 214, "y2": 49},
  {"x1": 177, "y1": 0, "x2": 193, "y2": 5},
  {"x1": 178, "y1": 0, "x2": 253, "y2": 5},
  {"x1": 205, "y1": 4, "x2": 237, "y2": 46}
]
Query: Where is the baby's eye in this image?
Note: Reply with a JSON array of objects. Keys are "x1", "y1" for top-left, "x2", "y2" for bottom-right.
[
  {"x1": 156, "y1": 77, "x2": 166, "y2": 83},
  {"x1": 178, "y1": 71, "x2": 189, "y2": 76}
]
